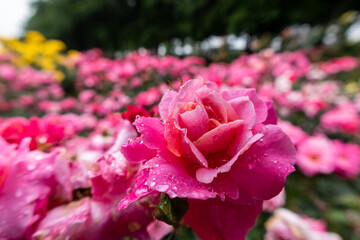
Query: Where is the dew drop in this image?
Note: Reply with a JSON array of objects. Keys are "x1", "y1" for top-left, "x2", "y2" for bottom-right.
[
  {"x1": 135, "y1": 189, "x2": 148, "y2": 197},
  {"x1": 248, "y1": 163, "x2": 255, "y2": 170},
  {"x1": 135, "y1": 115, "x2": 141, "y2": 119},
  {"x1": 264, "y1": 153, "x2": 268, "y2": 157},
  {"x1": 27, "y1": 163, "x2": 36, "y2": 170},
  {"x1": 150, "y1": 182, "x2": 156, "y2": 187},
  {"x1": 156, "y1": 184, "x2": 169, "y2": 192},
  {"x1": 172, "y1": 186, "x2": 178, "y2": 191},
  {"x1": 15, "y1": 189, "x2": 23, "y2": 198},
  {"x1": 127, "y1": 188, "x2": 134, "y2": 194}
]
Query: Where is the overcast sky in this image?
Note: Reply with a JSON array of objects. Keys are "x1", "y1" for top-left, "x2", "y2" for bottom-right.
[{"x1": 0, "y1": 0, "x2": 33, "y2": 38}]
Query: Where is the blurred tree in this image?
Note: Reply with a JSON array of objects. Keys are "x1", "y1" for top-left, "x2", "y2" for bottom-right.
[{"x1": 25, "y1": 0, "x2": 360, "y2": 52}]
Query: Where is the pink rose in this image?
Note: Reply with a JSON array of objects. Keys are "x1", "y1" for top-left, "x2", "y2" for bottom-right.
[
  {"x1": 333, "y1": 140, "x2": 360, "y2": 179},
  {"x1": 321, "y1": 103, "x2": 360, "y2": 134},
  {"x1": 265, "y1": 208, "x2": 342, "y2": 240},
  {"x1": 296, "y1": 135, "x2": 335, "y2": 176},
  {"x1": 0, "y1": 137, "x2": 71, "y2": 239},
  {"x1": 263, "y1": 188, "x2": 286, "y2": 212},
  {"x1": 120, "y1": 78, "x2": 296, "y2": 239}
]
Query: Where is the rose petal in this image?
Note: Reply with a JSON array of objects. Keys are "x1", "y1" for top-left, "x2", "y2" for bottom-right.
[
  {"x1": 233, "y1": 125, "x2": 296, "y2": 202},
  {"x1": 197, "y1": 90, "x2": 238, "y2": 124},
  {"x1": 222, "y1": 88, "x2": 268, "y2": 123},
  {"x1": 263, "y1": 100, "x2": 277, "y2": 125},
  {"x1": 196, "y1": 133, "x2": 262, "y2": 184},
  {"x1": 159, "y1": 90, "x2": 177, "y2": 120},
  {"x1": 117, "y1": 169, "x2": 155, "y2": 210},
  {"x1": 179, "y1": 104, "x2": 209, "y2": 141},
  {"x1": 134, "y1": 117, "x2": 165, "y2": 150},
  {"x1": 143, "y1": 156, "x2": 216, "y2": 200},
  {"x1": 228, "y1": 96, "x2": 257, "y2": 128},
  {"x1": 193, "y1": 120, "x2": 244, "y2": 154},
  {"x1": 167, "y1": 78, "x2": 219, "y2": 115},
  {"x1": 121, "y1": 137, "x2": 157, "y2": 163},
  {"x1": 184, "y1": 198, "x2": 263, "y2": 240}
]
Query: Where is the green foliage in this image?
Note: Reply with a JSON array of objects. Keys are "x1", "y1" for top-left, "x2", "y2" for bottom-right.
[{"x1": 26, "y1": 0, "x2": 360, "y2": 51}]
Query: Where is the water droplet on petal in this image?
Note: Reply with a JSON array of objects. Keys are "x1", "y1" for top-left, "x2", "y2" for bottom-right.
[
  {"x1": 156, "y1": 184, "x2": 169, "y2": 192},
  {"x1": 135, "y1": 189, "x2": 148, "y2": 197},
  {"x1": 248, "y1": 163, "x2": 255, "y2": 170},
  {"x1": 150, "y1": 182, "x2": 156, "y2": 187},
  {"x1": 15, "y1": 189, "x2": 23, "y2": 198},
  {"x1": 27, "y1": 163, "x2": 36, "y2": 170}
]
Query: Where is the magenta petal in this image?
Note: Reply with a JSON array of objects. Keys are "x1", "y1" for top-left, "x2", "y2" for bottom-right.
[
  {"x1": 196, "y1": 133, "x2": 262, "y2": 184},
  {"x1": 133, "y1": 117, "x2": 165, "y2": 149},
  {"x1": 173, "y1": 113, "x2": 208, "y2": 168},
  {"x1": 184, "y1": 198, "x2": 263, "y2": 240},
  {"x1": 263, "y1": 100, "x2": 277, "y2": 125},
  {"x1": 198, "y1": 91, "x2": 238, "y2": 123},
  {"x1": 228, "y1": 96, "x2": 256, "y2": 128},
  {"x1": 117, "y1": 169, "x2": 155, "y2": 210},
  {"x1": 193, "y1": 120, "x2": 244, "y2": 154},
  {"x1": 32, "y1": 198, "x2": 93, "y2": 240},
  {"x1": 121, "y1": 137, "x2": 157, "y2": 163},
  {"x1": 181, "y1": 131, "x2": 209, "y2": 168},
  {"x1": 168, "y1": 78, "x2": 209, "y2": 111},
  {"x1": 222, "y1": 88, "x2": 268, "y2": 123},
  {"x1": 143, "y1": 156, "x2": 216, "y2": 199},
  {"x1": 233, "y1": 125, "x2": 296, "y2": 202},
  {"x1": 167, "y1": 78, "x2": 220, "y2": 114},
  {"x1": 179, "y1": 104, "x2": 209, "y2": 141},
  {"x1": 159, "y1": 90, "x2": 177, "y2": 120}
]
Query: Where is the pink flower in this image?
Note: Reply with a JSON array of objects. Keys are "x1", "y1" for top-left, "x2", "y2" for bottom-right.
[
  {"x1": 263, "y1": 188, "x2": 286, "y2": 212},
  {"x1": 265, "y1": 208, "x2": 342, "y2": 240},
  {"x1": 321, "y1": 103, "x2": 360, "y2": 134},
  {"x1": 0, "y1": 137, "x2": 71, "y2": 239},
  {"x1": 333, "y1": 140, "x2": 360, "y2": 179},
  {"x1": 319, "y1": 56, "x2": 358, "y2": 75},
  {"x1": 147, "y1": 221, "x2": 173, "y2": 240},
  {"x1": 120, "y1": 78, "x2": 296, "y2": 239},
  {"x1": 278, "y1": 120, "x2": 308, "y2": 146},
  {"x1": 296, "y1": 135, "x2": 335, "y2": 176},
  {"x1": 0, "y1": 64, "x2": 17, "y2": 81},
  {"x1": 135, "y1": 87, "x2": 162, "y2": 107},
  {"x1": 32, "y1": 197, "x2": 156, "y2": 240}
]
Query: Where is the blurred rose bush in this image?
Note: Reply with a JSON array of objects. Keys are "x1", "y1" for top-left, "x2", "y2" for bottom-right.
[{"x1": 0, "y1": 32, "x2": 360, "y2": 240}]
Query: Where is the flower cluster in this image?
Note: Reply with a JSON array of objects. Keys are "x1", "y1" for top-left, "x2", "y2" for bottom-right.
[{"x1": 1, "y1": 33, "x2": 360, "y2": 239}]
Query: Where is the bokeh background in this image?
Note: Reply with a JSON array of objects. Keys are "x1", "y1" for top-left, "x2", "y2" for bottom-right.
[{"x1": 1, "y1": 1, "x2": 360, "y2": 240}]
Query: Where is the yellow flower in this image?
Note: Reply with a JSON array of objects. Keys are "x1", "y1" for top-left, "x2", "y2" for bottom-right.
[{"x1": 25, "y1": 31, "x2": 46, "y2": 44}]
